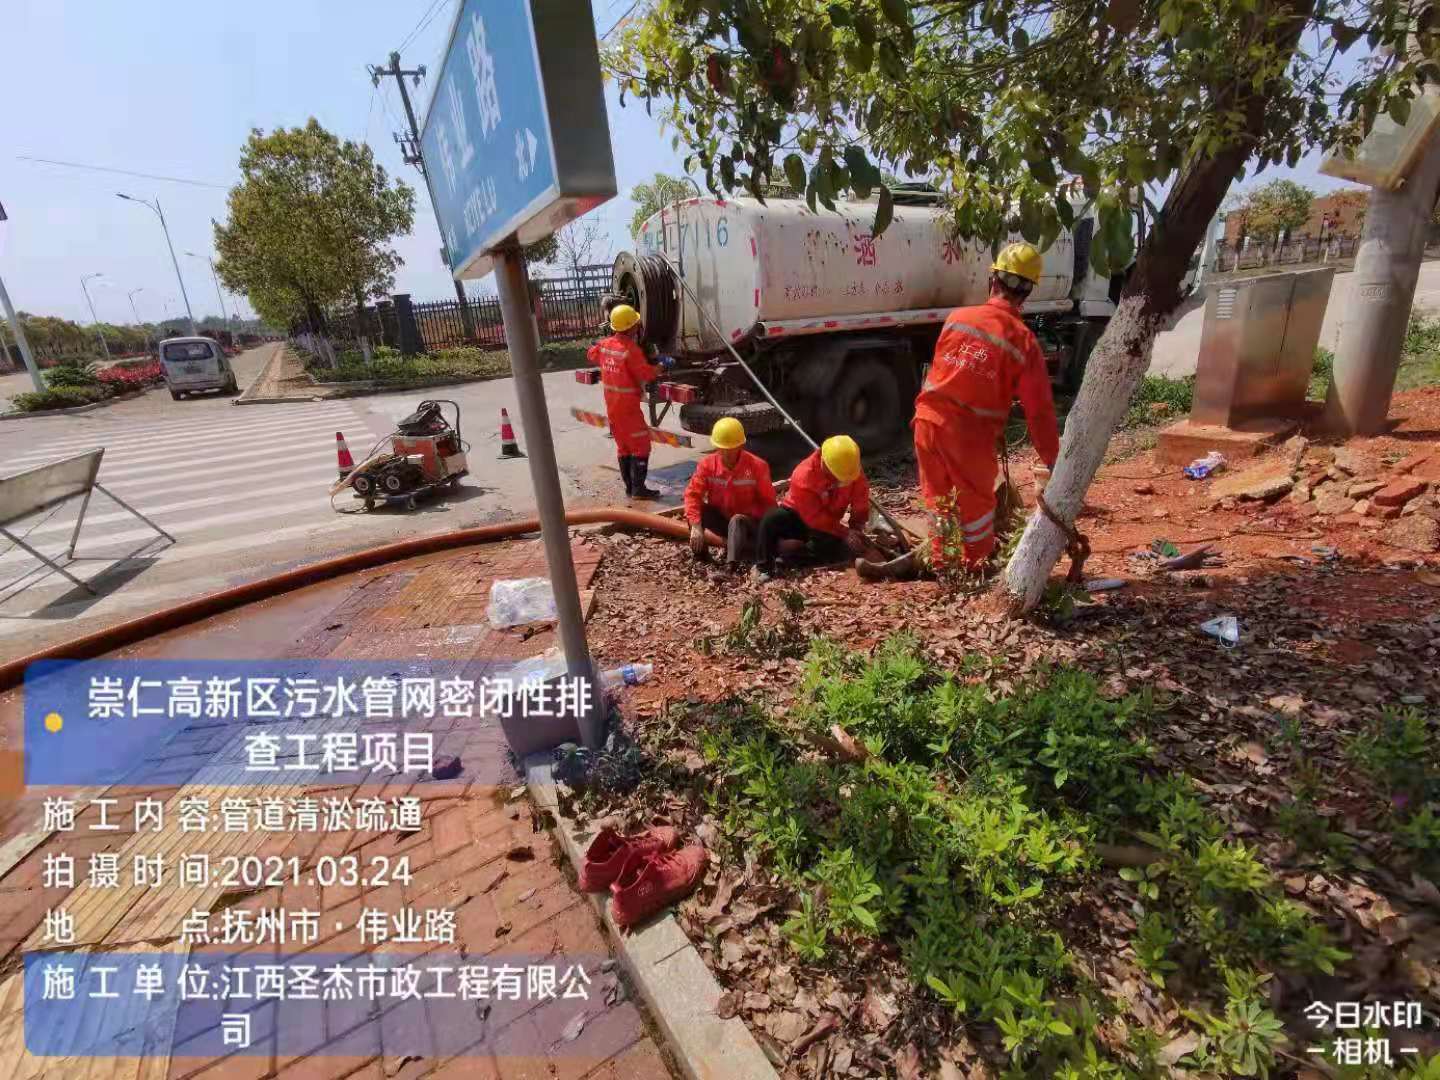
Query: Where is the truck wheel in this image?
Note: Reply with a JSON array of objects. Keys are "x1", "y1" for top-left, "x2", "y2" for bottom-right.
[
  {"x1": 170, "y1": 390, "x2": 183, "y2": 401},
  {"x1": 815, "y1": 356, "x2": 908, "y2": 451}
]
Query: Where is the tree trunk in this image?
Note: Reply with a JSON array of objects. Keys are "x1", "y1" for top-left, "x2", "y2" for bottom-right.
[
  {"x1": 1003, "y1": 149, "x2": 1254, "y2": 611},
  {"x1": 1002, "y1": 0, "x2": 1315, "y2": 613}
]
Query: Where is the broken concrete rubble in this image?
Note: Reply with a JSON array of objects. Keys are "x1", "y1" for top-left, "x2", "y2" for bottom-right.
[
  {"x1": 1373, "y1": 477, "x2": 1428, "y2": 508},
  {"x1": 1390, "y1": 515, "x2": 1440, "y2": 554}
]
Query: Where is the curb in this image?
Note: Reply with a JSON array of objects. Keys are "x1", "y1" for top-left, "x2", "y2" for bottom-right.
[
  {"x1": 232, "y1": 395, "x2": 323, "y2": 405},
  {"x1": 235, "y1": 343, "x2": 312, "y2": 405},
  {"x1": 525, "y1": 753, "x2": 778, "y2": 1080},
  {"x1": 0, "y1": 388, "x2": 150, "y2": 420}
]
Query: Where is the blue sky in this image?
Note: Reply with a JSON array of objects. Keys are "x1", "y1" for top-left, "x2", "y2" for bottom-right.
[{"x1": 0, "y1": 0, "x2": 1352, "y2": 327}]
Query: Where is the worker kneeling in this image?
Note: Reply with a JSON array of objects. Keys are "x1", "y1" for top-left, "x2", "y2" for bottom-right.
[
  {"x1": 859, "y1": 243, "x2": 1060, "y2": 581},
  {"x1": 683, "y1": 417, "x2": 777, "y2": 568},
  {"x1": 587, "y1": 303, "x2": 674, "y2": 500},
  {"x1": 755, "y1": 435, "x2": 880, "y2": 580}
]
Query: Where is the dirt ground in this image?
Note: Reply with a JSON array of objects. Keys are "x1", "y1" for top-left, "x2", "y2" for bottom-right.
[{"x1": 569, "y1": 387, "x2": 1440, "y2": 1079}]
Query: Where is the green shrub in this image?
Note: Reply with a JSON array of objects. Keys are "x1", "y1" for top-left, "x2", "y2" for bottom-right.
[
  {"x1": 11, "y1": 385, "x2": 112, "y2": 412},
  {"x1": 1122, "y1": 374, "x2": 1195, "y2": 429},
  {"x1": 1308, "y1": 347, "x2": 1334, "y2": 399},
  {"x1": 44, "y1": 364, "x2": 100, "y2": 389},
  {"x1": 669, "y1": 632, "x2": 1348, "y2": 1074}
]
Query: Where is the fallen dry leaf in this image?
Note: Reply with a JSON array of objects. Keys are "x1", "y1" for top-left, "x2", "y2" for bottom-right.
[
  {"x1": 860, "y1": 987, "x2": 899, "y2": 1032},
  {"x1": 505, "y1": 844, "x2": 535, "y2": 862},
  {"x1": 895, "y1": 1043, "x2": 923, "y2": 1080},
  {"x1": 716, "y1": 991, "x2": 739, "y2": 1020},
  {"x1": 766, "y1": 1010, "x2": 808, "y2": 1044},
  {"x1": 790, "y1": 1012, "x2": 838, "y2": 1057}
]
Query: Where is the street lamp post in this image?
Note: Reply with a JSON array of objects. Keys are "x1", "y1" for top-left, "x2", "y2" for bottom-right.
[
  {"x1": 127, "y1": 287, "x2": 150, "y2": 351},
  {"x1": 80, "y1": 272, "x2": 113, "y2": 362},
  {"x1": 185, "y1": 251, "x2": 228, "y2": 328},
  {"x1": 116, "y1": 193, "x2": 196, "y2": 335}
]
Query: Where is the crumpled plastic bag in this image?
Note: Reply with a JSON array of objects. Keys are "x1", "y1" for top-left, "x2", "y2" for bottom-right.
[{"x1": 487, "y1": 577, "x2": 558, "y2": 628}]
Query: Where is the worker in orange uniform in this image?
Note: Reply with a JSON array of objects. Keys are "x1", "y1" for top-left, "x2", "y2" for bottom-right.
[
  {"x1": 858, "y1": 242, "x2": 1059, "y2": 580},
  {"x1": 683, "y1": 417, "x2": 777, "y2": 568},
  {"x1": 754, "y1": 435, "x2": 879, "y2": 580},
  {"x1": 587, "y1": 304, "x2": 674, "y2": 499}
]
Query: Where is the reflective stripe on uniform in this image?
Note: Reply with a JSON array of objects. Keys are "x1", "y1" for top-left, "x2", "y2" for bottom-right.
[
  {"x1": 918, "y1": 382, "x2": 1009, "y2": 420},
  {"x1": 946, "y1": 319, "x2": 1025, "y2": 364},
  {"x1": 730, "y1": 477, "x2": 757, "y2": 486},
  {"x1": 962, "y1": 510, "x2": 994, "y2": 536},
  {"x1": 604, "y1": 384, "x2": 639, "y2": 394}
]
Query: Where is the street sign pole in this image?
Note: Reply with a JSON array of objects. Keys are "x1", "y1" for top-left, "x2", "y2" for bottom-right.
[
  {"x1": 493, "y1": 243, "x2": 604, "y2": 746},
  {"x1": 0, "y1": 273, "x2": 44, "y2": 393},
  {"x1": 418, "y1": 0, "x2": 617, "y2": 749}
]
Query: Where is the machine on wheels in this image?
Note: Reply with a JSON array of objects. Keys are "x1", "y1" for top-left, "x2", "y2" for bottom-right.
[{"x1": 330, "y1": 399, "x2": 469, "y2": 512}]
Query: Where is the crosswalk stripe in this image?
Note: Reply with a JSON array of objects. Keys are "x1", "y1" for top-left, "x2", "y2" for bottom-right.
[
  {"x1": 13, "y1": 476, "x2": 334, "y2": 542},
  {"x1": 92, "y1": 461, "x2": 337, "y2": 499},
  {"x1": 4, "y1": 410, "x2": 356, "y2": 461},
  {"x1": 63, "y1": 438, "x2": 341, "y2": 483},
  {"x1": 0, "y1": 516, "x2": 441, "y2": 618},
  {"x1": 0, "y1": 403, "x2": 347, "y2": 443},
  {"x1": 0, "y1": 492, "x2": 338, "y2": 573},
  {"x1": 45, "y1": 432, "x2": 340, "y2": 474}
]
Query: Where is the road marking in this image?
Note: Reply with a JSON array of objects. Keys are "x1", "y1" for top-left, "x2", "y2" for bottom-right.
[
  {"x1": 87, "y1": 461, "x2": 337, "y2": 499},
  {"x1": 4, "y1": 409, "x2": 355, "y2": 461},
  {"x1": 12, "y1": 476, "x2": 337, "y2": 542},
  {"x1": 0, "y1": 491, "x2": 341, "y2": 573}
]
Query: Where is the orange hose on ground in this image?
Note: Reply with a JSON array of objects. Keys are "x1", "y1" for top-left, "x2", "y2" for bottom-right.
[{"x1": 0, "y1": 508, "x2": 719, "y2": 691}]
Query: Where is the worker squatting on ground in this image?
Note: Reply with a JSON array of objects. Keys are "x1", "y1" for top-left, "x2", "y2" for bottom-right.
[
  {"x1": 859, "y1": 243, "x2": 1061, "y2": 581},
  {"x1": 754, "y1": 435, "x2": 883, "y2": 581},
  {"x1": 587, "y1": 304, "x2": 674, "y2": 499},
  {"x1": 683, "y1": 417, "x2": 777, "y2": 568}
]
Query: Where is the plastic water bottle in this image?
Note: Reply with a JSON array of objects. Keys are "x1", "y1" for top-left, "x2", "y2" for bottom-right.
[
  {"x1": 599, "y1": 663, "x2": 653, "y2": 690},
  {"x1": 1183, "y1": 451, "x2": 1226, "y2": 480}
]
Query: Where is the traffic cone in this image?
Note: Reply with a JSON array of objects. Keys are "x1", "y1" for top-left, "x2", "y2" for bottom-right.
[
  {"x1": 498, "y1": 408, "x2": 525, "y2": 459},
  {"x1": 335, "y1": 432, "x2": 355, "y2": 478}
]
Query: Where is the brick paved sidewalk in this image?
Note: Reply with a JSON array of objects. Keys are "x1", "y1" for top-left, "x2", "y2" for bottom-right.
[{"x1": 0, "y1": 539, "x2": 677, "y2": 1080}]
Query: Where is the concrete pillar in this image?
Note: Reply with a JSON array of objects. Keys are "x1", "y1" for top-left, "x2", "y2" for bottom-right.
[
  {"x1": 1324, "y1": 132, "x2": 1440, "y2": 435},
  {"x1": 392, "y1": 293, "x2": 424, "y2": 356}
]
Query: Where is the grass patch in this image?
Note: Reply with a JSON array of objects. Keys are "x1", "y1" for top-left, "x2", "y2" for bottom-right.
[
  {"x1": 303, "y1": 342, "x2": 591, "y2": 385},
  {"x1": 1397, "y1": 310, "x2": 1440, "y2": 392},
  {"x1": 649, "y1": 632, "x2": 1360, "y2": 1077},
  {"x1": 1308, "y1": 347, "x2": 1334, "y2": 400},
  {"x1": 1122, "y1": 373, "x2": 1195, "y2": 430}
]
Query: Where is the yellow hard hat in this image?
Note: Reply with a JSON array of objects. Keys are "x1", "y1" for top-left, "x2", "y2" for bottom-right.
[
  {"x1": 711, "y1": 416, "x2": 746, "y2": 449},
  {"x1": 609, "y1": 304, "x2": 641, "y2": 332},
  {"x1": 820, "y1": 434, "x2": 861, "y2": 484},
  {"x1": 991, "y1": 242, "x2": 1043, "y2": 285}
]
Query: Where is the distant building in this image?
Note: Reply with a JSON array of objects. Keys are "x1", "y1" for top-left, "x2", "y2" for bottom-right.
[{"x1": 1223, "y1": 187, "x2": 1367, "y2": 246}]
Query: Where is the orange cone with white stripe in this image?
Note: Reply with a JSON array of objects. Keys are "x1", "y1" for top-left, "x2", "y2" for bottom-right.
[
  {"x1": 498, "y1": 408, "x2": 525, "y2": 459},
  {"x1": 335, "y1": 432, "x2": 355, "y2": 478}
]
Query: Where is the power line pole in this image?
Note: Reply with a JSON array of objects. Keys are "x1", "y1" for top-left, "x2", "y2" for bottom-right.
[
  {"x1": 368, "y1": 51, "x2": 476, "y2": 331},
  {"x1": 1324, "y1": 129, "x2": 1440, "y2": 435}
]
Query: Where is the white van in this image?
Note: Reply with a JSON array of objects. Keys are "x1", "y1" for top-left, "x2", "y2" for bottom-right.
[{"x1": 158, "y1": 336, "x2": 238, "y2": 400}]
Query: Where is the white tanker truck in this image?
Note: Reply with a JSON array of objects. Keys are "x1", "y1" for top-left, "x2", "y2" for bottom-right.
[{"x1": 593, "y1": 190, "x2": 1192, "y2": 449}]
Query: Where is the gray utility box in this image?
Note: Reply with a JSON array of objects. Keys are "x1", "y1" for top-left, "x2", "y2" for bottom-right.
[{"x1": 1190, "y1": 267, "x2": 1335, "y2": 427}]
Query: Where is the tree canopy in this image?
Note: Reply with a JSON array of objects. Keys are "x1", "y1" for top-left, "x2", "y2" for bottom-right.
[
  {"x1": 1228, "y1": 177, "x2": 1317, "y2": 242},
  {"x1": 609, "y1": 0, "x2": 1423, "y2": 277},
  {"x1": 213, "y1": 119, "x2": 415, "y2": 327},
  {"x1": 609, "y1": 0, "x2": 1428, "y2": 611},
  {"x1": 628, "y1": 172, "x2": 697, "y2": 237}
]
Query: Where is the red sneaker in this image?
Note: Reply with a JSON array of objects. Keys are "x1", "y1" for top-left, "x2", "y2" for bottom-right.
[
  {"x1": 577, "y1": 825, "x2": 678, "y2": 892},
  {"x1": 610, "y1": 844, "x2": 709, "y2": 930}
]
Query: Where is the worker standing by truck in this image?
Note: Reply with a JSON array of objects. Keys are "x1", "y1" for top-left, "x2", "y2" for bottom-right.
[
  {"x1": 755, "y1": 435, "x2": 879, "y2": 580},
  {"x1": 859, "y1": 243, "x2": 1060, "y2": 580},
  {"x1": 587, "y1": 304, "x2": 673, "y2": 499},
  {"x1": 683, "y1": 417, "x2": 776, "y2": 568}
]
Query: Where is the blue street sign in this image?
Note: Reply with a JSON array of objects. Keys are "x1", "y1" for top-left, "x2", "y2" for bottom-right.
[{"x1": 421, "y1": 0, "x2": 615, "y2": 280}]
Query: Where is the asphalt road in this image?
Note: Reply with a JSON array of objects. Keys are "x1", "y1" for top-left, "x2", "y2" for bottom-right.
[{"x1": 0, "y1": 345, "x2": 708, "y2": 659}]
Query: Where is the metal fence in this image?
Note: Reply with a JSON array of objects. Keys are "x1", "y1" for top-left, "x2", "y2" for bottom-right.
[
  {"x1": 323, "y1": 264, "x2": 614, "y2": 357},
  {"x1": 1212, "y1": 235, "x2": 1359, "y2": 273}
]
